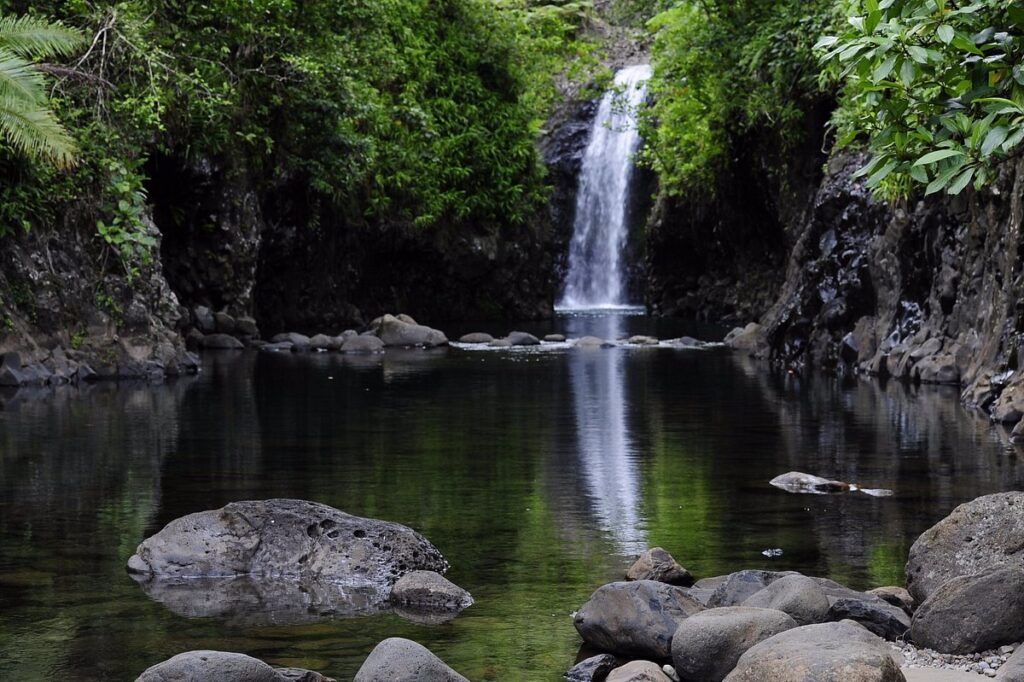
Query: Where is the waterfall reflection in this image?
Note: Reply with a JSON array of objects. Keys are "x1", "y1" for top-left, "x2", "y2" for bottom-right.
[{"x1": 567, "y1": 313, "x2": 646, "y2": 554}]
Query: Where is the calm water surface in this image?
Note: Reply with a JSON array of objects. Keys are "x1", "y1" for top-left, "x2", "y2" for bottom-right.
[{"x1": 1, "y1": 311, "x2": 1022, "y2": 680}]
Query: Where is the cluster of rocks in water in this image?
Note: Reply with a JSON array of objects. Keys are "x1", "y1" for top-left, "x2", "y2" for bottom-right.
[
  {"x1": 456, "y1": 331, "x2": 707, "y2": 349},
  {"x1": 129, "y1": 492, "x2": 1024, "y2": 681},
  {"x1": 0, "y1": 346, "x2": 199, "y2": 388},
  {"x1": 564, "y1": 491, "x2": 1024, "y2": 682}
]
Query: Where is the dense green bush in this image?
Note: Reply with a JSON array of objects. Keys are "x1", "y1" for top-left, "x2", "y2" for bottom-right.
[
  {"x1": 820, "y1": 0, "x2": 1024, "y2": 198},
  {"x1": 640, "y1": 0, "x2": 836, "y2": 197},
  {"x1": 0, "y1": 0, "x2": 596, "y2": 268}
]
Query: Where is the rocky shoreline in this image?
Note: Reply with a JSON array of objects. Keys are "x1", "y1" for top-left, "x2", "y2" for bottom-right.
[{"x1": 124, "y1": 490, "x2": 1024, "y2": 681}]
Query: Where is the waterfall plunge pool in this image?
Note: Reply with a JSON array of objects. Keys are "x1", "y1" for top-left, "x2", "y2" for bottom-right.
[{"x1": 1, "y1": 313, "x2": 1022, "y2": 680}]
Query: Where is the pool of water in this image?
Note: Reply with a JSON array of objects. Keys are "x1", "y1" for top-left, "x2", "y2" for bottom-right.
[{"x1": 1, "y1": 312, "x2": 1021, "y2": 680}]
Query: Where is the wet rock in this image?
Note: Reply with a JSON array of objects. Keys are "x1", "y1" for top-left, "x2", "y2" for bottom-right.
[
  {"x1": 260, "y1": 341, "x2": 294, "y2": 352},
  {"x1": 665, "y1": 337, "x2": 705, "y2": 349},
  {"x1": 459, "y1": 333, "x2": 494, "y2": 344},
  {"x1": 628, "y1": 335, "x2": 659, "y2": 345},
  {"x1": 507, "y1": 331, "x2": 540, "y2": 346},
  {"x1": 214, "y1": 311, "x2": 237, "y2": 334},
  {"x1": 376, "y1": 314, "x2": 447, "y2": 347},
  {"x1": 272, "y1": 332, "x2": 311, "y2": 347},
  {"x1": 991, "y1": 380, "x2": 1024, "y2": 423},
  {"x1": 724, "y1": 323, "x2": 763, "y2": 353},
  {"x1": 723, "y1": 620, "x2": 905, "y2": 682},
  {"x1": 606, "y1": 661, "x2": 673, "y2": 682},
  {"x1": 135, "y1": 650, "x2": 333, "y2": 682},
  {"x1": 911, "y1": 567, "x2": 1024, "y2": 654},
  {"x1": 199, "y1": 333, "x2": 245, "y2": 350},
  {"x1": 194, "y1": 306, "x2": 215, "y2": 333},
  {"x1": 573, "y1": 580, "x2": 705, "y2": 659},
  {"x1": 389, "y1": 570, "x2": 473, "y2": 611},
  {"x1": 672, "y1": 606, "x2": 798, "y2": 682},
  {"x1": 341, "y1": 335, "x2": 384, "y2": 354},
  {"x1": 127, "y1": 499, "x2": 447, "y2": 590},
  {"x1": 308, "y1": 334, "x2": 335, "y2": 351},
  {"x1": 575, "y1": 336, "x2": 607, "y2": 348},
  {"x1": 545, "y1": 334, "x2": 567, "y2": 342},
  {"x1": 868, "y1": 586, "x2": 914, "y2": 616},
  {"x1": 353, "y1": 638, "x2": 469, "y2": 682},
  {"x1": 626, "y1": 548, "x2": 694, "y2": 586},
  {"x1": 565, "y1": 654, "x2": 618, "y2": 682},
  {"x1": 236, "y1": 316, "x2": 259, "y2": 337},
  {"x1": 906, "y1": 492, "x2": 1024, "y2": 602},
  {"x1": 769, "y1": 472, "x2": 852, "y2": 494},
  {"x1": 827, "y1": 595, "x2": 909, "y2": 640},
  {"x1": 489, "y1": 338, "x2": 513, "y2": 348},
  {"x1": 707, "y1": 571, "x2": 799, "y2": 608},
  {"x1": 742, "y1": 574, "x2": 830, "y2": 626}
]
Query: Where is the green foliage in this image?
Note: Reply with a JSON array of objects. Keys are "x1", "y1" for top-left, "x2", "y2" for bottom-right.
[
  {"x1": 641, "y1": 0, "x2": 836, "y2": 196},
  {"x1": 820, "y1": 0, "x2": 1024, "y2": 198},
  {"x1": 95, "y1": 157, "x2": 154, "y2": 281},
  {"x1": 0, "y1": 12, "x2": 83, "y2": 166}
]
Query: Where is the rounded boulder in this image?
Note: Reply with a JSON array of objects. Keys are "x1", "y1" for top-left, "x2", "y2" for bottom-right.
[{"x1": 672, "y1": 606, "x2": 798, "y2": 682}]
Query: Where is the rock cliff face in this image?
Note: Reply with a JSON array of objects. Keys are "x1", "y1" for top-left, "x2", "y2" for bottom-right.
[{"x1": 722, "y1": 149, "x2": 1024, "y2": 432}]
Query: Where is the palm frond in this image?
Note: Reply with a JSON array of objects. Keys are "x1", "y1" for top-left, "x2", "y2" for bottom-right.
[
  {"x1": 0, "y1": 94, "x2": 77, "y2": 168},
  {"x1": 0, "y1": 14, "x2": 84, "y2": 60},
  {"x1": 0, "y1": 49, "x2": 47, "y2": 104}
]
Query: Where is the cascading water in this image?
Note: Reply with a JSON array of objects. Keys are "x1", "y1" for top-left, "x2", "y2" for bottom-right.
[{"x1": 559, "y1": 64, "x2": 651, "y2": 310}]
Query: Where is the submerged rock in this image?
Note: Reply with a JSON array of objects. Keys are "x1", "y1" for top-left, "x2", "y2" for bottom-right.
[
  {"x1": 573, "y1": 580, "x2": 704, "y2": 660},
  {"x1": 458, "y1": 332, "x2": 494, "y2": 344},
  {"x1": 545, "y1": 334, "x2": 567, "y2": 342},
  {"x1": 135, "y1": 650, "x2": 333, "y2": 682},
  {"x1": 626, "y1": 548, "x2": 694, "y2": 586},
  {"x1": 723, "y1": 620, "x2": 904, "y2": 682},
  {"x1": 127, "y1": 499, "x2": 447, "y2": 589},
  {"x1": 627, "y1": 335, "x2": 659, "y2": 346},
  {"x1": 906, "y1": 492, "x2": 1024, "y2": 603},
  {"x1": 575, "y1": 336, "x2": 606, "y2": 348},
  {"x1": 769, "y1": 471, "x2": 893, "y2": 497},
  {"x1": 672, "y1": 606, "x2": 798, "y2": 682},
  {"x1": 353, "y1": 638, "x2": 469, "y2": 682}
]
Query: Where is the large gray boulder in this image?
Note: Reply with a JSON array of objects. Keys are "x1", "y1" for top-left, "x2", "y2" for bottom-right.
[
  {"x1": 353, "y1": 638, "x2": 468, "y2": 682},
  {"x1": 672, "y1": 606, "x2": 798, "y2": 682},
  {"x1": 723, "y1": 620, "x2": 905, "y2": 682},
  {"x1": 127, "y1": 500, "x2": 447, "y2": 591},
  {"x1": 742, "y1": 574, "x2": 830, "y2": 626},
  {"x1": 626, "y1": 548, "x2": 694, "y2": 586},
  {"x1": 605, "y1": 661, "x2": 673, "y2": 682},
  {"x1": 906, "y1": 492, "x2": 1024, "y2": 602},
  {"x1": 573, "y1": 580, "x2": 704, "y2": 660},
  {"x1": 911, "y1": 567, "x2": 1024, "y2": 654},
  {"x1": 376, "y1": 315, "x2": 447, "y2": 347},
  {"x1": 135, "y1": 650, "x2": 333, "y2": 682},
  {"x1": 389, "y1": 570, "x2": 473, "y2": 611},
  {"x1": 199, "y1": 333, "x2": 244, "y2": 350},
  {"x1": 707, "y1": 570, "x2": 798, "y2": 608}
]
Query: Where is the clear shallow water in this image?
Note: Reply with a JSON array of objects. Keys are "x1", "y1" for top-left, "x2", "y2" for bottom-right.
[{"x1": 1, "y1": 312, "x2": 1022, "y2": 680}]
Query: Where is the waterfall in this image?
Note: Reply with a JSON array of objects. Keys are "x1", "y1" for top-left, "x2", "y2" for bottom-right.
[{"x1": 559, "y1": 64, "x2": 651, "y2": 310}]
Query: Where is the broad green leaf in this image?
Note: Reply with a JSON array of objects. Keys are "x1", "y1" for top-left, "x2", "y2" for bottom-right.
[
  {"x1": 937, "y1": 25, "x2": 954, "y2": 43},
  {"x1": 873, "y1": 55, "x2": 897, "y2": 81},
  {"x1": 866, "y1": 159, "x2": 898, "y2": 187},
  {"x1": 980, "y1": 126, "x2": 1007, "y2": 156},
  {"x1": 913, "y1": 149, "x2": 964, "y2": 165},
  {"x1": 948, "y1": 167, "x2": 974, "y2": 194}
]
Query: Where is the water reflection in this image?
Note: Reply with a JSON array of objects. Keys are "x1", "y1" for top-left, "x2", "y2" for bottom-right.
[{"x1": 566, "y1": 312, "x2": 645, "y2": 554}]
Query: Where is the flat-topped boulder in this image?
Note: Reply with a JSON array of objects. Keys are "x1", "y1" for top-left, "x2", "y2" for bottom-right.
[
  {"x1": 135, "y1": 650, "x2": 333, "y2": 682},
  {"x1": 127, "y1": 499, "x2": 447, "y2": 590},
  {"x1": 906, "y1": 492, "x2": 1024, "y2": 603}
]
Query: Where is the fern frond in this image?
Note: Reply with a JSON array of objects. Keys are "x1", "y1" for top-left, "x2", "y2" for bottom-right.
[
  {"x1": 0, "y1": 14, "x2": 84, "y2": 60},
  {"x1": 0, "y1": 48, "x2": 47, "y2": 104},
  {"x1": 0, "y1": 94, "x2": 77, "y2": 168}
]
